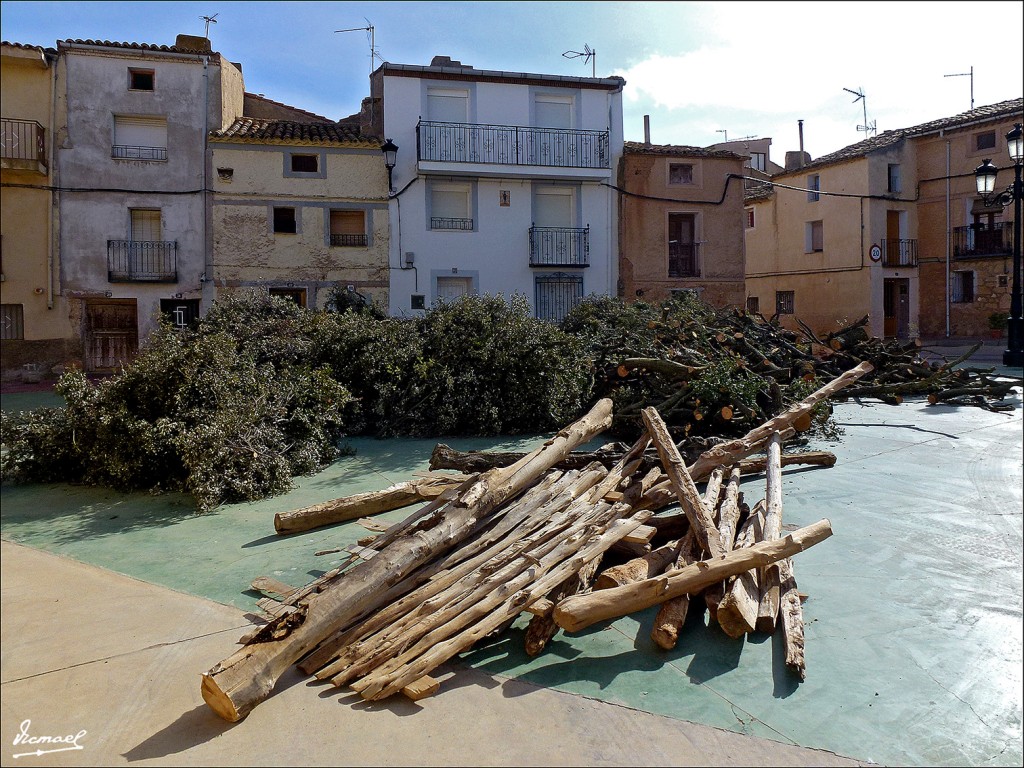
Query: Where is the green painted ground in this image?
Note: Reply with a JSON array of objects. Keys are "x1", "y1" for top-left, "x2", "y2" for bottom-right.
[{"x1": 2, "y1": 390, "x2": 1021, "y2": 767}]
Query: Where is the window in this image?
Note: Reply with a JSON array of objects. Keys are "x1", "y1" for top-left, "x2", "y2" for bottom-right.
[
  {"x1": 669, "y1": 163, "x2": 694, "y2": 185},
  {"x1": 776, "y1": 291, "x2": 795, "y2": 315},
  {"x1": 887, "y1": 163, "x2": 901, "y2": 193},
  {"x1": 975, "y1": 131, "x2": 996, "y2": 151},
  {"x1": 269, "y1": 287, "x2": 306, "y2": 307},
  {"x1": 128, "y1": 68, "x2": 154, "y2": 91},
  {"x1": 746, "y1": 296, "x2": 760, "y2": 314},
  {"x1": 131, "y1": 209, "x2": 161, "y2": 241},
  {"x1": 428, "y1": 89, "x2": 469, "y2": 122},
  {"x1": 807, "y1": 174, "x2": 820, "y2": 202},
  {"x1": 668, "y1": 213, "x2": 698, "y2": 277},
  {"x1": 330, "y1": 210, "x2": 367, "y2": 246},
  {"x1": 273, "y1": 207, "x2": 296, "y2": 234},
  {"x1": 745, "y1": 207, "x2": 755, "y2": 229},
  {"x1": 952, "y1": 271, "x2": 975, "y2": 303},
  {"x1": 535, "y1": 273, "x2": 583, "y2": 322},
  {"x1": 806, "y1": 220, "x2": 824, "y2": 253},
  {"x1": 160, "y1": 299, "x2": 199, "y2": 329},
  {"x1": 1, "y1": 304, "x2": 24, "y2": 340},
  {"x1": 436, "y1": 275, "x2": 473, "y2": 301},
  {"x1": 290, "y1": 154, "x2": 318, "y2": 173},
  {"x1": 430, "y1": 182, "x2": 473, "y2": 230},
  {"x1": 750, "y1": 152, "x2": 767, "y2": 172},
  {"x1": 113, "y1": 116, "x2": 167, "y2": 160},
  {"x1": 534, "y1": 94, "x2": 573, "y2": 128}
]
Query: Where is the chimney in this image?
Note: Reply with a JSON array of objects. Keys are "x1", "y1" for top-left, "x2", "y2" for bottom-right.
[
  {"x1": 643, "y1": 115, "x2": 651, "y2": 145},
  {"x1": 175, "y1": 34, "x2": 212, "y2": 53}
]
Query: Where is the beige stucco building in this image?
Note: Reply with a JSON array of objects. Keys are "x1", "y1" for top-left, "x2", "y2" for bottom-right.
[
  {"x1": 618, "y1": 141, "x2": 746, "y2": 307},
  {"x1": 745, "y1": 98, "x2": 1022, "y2": 340},
  {"x1": 208, "y1": 114, "x2": 390, "y2": 310},
  {"x1": 1, "y1": 42, "x2": 76, "y2": 378}
]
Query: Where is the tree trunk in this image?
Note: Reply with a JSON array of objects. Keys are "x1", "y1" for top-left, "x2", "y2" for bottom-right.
[
  {"x1": 704, "y1": 467, "x2": 744, "y2": 621},
  {"x1": 525, "y1": 556, "x2": 602, "y2": 656},
  {"x1": 714, "y1": 501, "x2": 765, "y2": 638},
  {"x1": 553, "y1": 518, "x2": 833, "y2": 633},
  {"x1": 201, "y1": 398, "x2": 615, "y2": 722},
  {"x1": 778, "y1": 557, "x2": 806, "y2": 680},
  {"x1": 755, "y1": 433, "x2": 784, "y2": 633},
  {"x1": 650, "y1": 530, "x2": 700, "y2": 650}
]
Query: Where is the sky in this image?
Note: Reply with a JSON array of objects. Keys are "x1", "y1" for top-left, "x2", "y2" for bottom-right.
[{"x1": 2, "y1": 1, "x2": 1022, "y2": 161}]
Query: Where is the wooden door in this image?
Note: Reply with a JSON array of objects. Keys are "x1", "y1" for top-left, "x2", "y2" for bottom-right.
[{"x1": 85, "y1": 300, "x2": 138, "y2": 372}]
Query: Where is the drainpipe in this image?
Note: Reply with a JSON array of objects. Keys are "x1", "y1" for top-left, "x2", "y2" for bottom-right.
[
  {"x1": 45, "y1": 49, "x2": 55, "y2": 310},
  {"x1": 945, "y1": 133, "x2": 951, "y2": 337}
]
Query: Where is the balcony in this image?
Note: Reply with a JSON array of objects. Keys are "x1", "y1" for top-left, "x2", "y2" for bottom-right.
[
  {"x1": 111, "y1": 145, "x2": 167, "y2": 161},
  {"x1": 417, "y1": 120, "x2": 609, "y2": 171},
  {"x1": 953, "y1": 223, "x2": 1013, "y2": 260},
  {"x1": 668, "y1": 242, "x2": 701, "y2": 278},
  {"x1": 107, "y1": 240, "x2": 177, "y2": 282},
  {"x1": 1, "y1": 117, "x2": 47, "y2": 173},
  {"x1": 329, "y1": 233, "x2": 369, "y2": 247},
  {"x1": 881, "y1": 238, "x2": 918, "y2": 267},
  {"x1": 529, "y1": 226, "x2": 589, "y2": 267},
  {"x1": 431, "y1": 217, "x2": 474, "y2": 231}
]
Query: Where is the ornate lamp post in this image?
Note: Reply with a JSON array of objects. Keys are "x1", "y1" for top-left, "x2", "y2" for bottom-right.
[
  {"x1": 975, "y1": 122, "x2": 1023, "y2": 367},
  {"x1": 380, "y1": 138, "x2": 398, "y2": 196}
]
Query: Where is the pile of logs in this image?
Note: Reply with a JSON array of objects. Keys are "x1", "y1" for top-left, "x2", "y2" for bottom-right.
[
  {"x1": 200, "y1": 362, "x2": 875, "y2": 722},
  {"x1": 596, "y1": 305, "x2": 1020, "y2": 442}
]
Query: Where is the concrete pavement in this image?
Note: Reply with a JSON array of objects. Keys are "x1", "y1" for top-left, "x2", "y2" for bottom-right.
[{"x1": 0, "y1": 541, "x2": 866, "y2": 767}]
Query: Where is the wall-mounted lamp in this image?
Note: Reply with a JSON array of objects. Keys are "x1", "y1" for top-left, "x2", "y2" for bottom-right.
[{"x1": 380, "y1": 138, "x2": 398, "y2": 195}]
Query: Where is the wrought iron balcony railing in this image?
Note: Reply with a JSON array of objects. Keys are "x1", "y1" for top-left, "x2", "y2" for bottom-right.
[
  {"x1": 418, "y1": 121, "x2": 609, "y2": 169},
  {"x1": 111, "y1": 145, "x2": 167, "y2": 161},
  {"x1": 529, "y1": 226, "x2": 590, "y2": 267},
  {"x1": 330, "y1": 233, "x2": 369, "y2": 247},
  {"x1": 953, "y1": 223, "x2": 1014, "y2": 259},
  {"x1": 107, "y1": 240, "x2": 177, "y2": 282},
  {"x1": 1, "y1": 117, "x2": 46, "y2": 169},
  {"x1": 881, "y1": 238, "x2": 918, "y2": 267},
  {"x1": 431, "y1": 217, "x2": 474, "y2": 231},
  {"x1": 668, "y1": 242, "x2": 701, "y2": 278}
]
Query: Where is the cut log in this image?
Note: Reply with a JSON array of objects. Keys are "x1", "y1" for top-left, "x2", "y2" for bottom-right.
[
  {"x1": 553, "y1": 518, "x2": 833, "y2": 633},
  {"x1": 650, "y1": 530, "x2": 700, "y2": 650},
  {"x1": 594, "y1": 540, "x2": 680, "y2": 590},
  {"x1": 274, "y1": 476, "x2": 460, "y2": 535},
  {"x1": 704, "y1": 468, "x2": 745, "y2": 621},
  {"x1": 401, "y1": 675, "x2": 440, "y2": 701},
  {"x1": 685, "y1": 361, "x2": 873, "y2": 482},
  {"x1": 714, "y1": 501, "x2": 765, "y2": 638},
  {"x1": 778, "y1": 557, "x2": 806, "y2": 680},
  {"x1": 756, "y1": 433, "x2": 784, "y2": 633},
  {"x1": 201, "y1": 398, "x2": 615, "y2": 722},
  {"x1": 525, "y1": 556, "x2": 602, "y2": 656},
  {"x1": 641, "y1": 406, "x2": 725, "y2": 558}
]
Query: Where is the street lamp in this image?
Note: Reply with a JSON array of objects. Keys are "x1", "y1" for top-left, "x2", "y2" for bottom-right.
[
  {"x1": 975, "y1": 122, "x2": 1023, "y2": 367},
  {"x1": 380, "y1": 138, "x2": 398, "y2": 196}
]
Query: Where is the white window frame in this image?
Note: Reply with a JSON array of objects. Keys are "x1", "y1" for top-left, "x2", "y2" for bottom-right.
[{"x1": 112, "y1": 115, "x2": 168, "y2": 161}]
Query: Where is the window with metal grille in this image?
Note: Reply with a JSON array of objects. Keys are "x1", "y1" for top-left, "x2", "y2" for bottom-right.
[
  {"x1": 669, "y1": 163, "x2": 694, "y2": 185},
  {"x1": 746, "y1": 296, "x2": 760, "y2": 313},
  {"x1": 128, "y1": 68, "x2": 154, "y2": 91},
  {"x1": 290, "y1": 154, "x2": 318, "y2": 173},
  {"x1": 160, "y1": 299, "x2": 199, "y2": 329},
  {"x1": 951, "y1": 271, "x2": 975, "y2": 303},
  {"x1": 112, "y1": 115, "x2": 167, "y2": 160},
  {"x1": 807, "y1": 174, "x2": 820, "y2": 202},
  {"x1": 975, "y1": 131, "x2": 996, "y2": 151},
  {"x1": 430, "y1": 182, "x2": 473, "y2": 230},
  {"x1": 269, "y1": 287, "x2": 306, "y2": 307},
  {"x1": 273, "y1": 207, "x2": 296, "y2": 234},
  {"x1": 535, "y1": 273, "x2": 583, "y2": 322},
  {"x1": 330, "y1": 210, "x2": 367, "y2": 246},
  {"x1": 1, "y1": 303, "x2": 24, "y2": 339},
  {"x1": 776, "y1": 291, "x2": 795, "y2": 315}
]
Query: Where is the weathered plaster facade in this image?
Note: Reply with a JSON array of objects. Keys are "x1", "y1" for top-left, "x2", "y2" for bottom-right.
[
  {"x1": 54, "y1": 36, "x2": 243, "y2": 370},
  {"x1": 209, "y1": 130, "x2": 390, "y2": 309},
  {"x1": 618, "y1": 142, "x2": 746, "y2": 307},
  {"x1": 1, "y1": 42, "x2": 77, "y2": 377}
]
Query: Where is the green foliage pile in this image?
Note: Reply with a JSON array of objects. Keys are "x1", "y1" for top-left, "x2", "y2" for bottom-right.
[{"x1": 1, "y1": 290, "x2": 593, "y2": 508}]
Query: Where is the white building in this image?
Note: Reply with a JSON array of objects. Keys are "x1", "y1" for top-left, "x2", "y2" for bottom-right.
[{"x1": 369, "y1": 56, "x2": 625, "y2": 320}]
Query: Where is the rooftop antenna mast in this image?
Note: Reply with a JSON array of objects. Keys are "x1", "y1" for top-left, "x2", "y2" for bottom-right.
[
  {"x1": 944, "y1": 66, "x2": 974, "y2": 110},
  {"x1": 562, "y1": 44, "x2": 595, "y2": 77},
  {"x1": 200, "y1": 13, "x2": 218, "y2": 38},
  {"x1": 843, "y1": 86, "x2": 876, "y2": 138},
  {"x1": 716, "y1": 129, "x2": 728, "y2": 142},
  {"x1": 336, "y1": 18, "x2": 381, "y2": 76}
]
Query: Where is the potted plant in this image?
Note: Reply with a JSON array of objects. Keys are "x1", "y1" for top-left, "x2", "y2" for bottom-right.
[{"x1": 988, "y1": 312, "x2": 1009, "y2": 339}]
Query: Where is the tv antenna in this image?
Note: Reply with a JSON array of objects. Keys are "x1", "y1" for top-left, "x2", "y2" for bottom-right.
[
  {"x1": 843, "y1": 86, "x2": 876, "y2": 137},
  {"x1": 716, "y1": 129, "x2": 728, "y2": 142},
  {"x1": 563, "y1": 44, "x2": 595, "y2": 77},
  {"x1": 944, "y1": 66, "x2": 974, "y2": 110},
  {"x1": 200, "y1": 13, "x2": 218, "y2": 38},
  {"x1": 336, "y1": 19, "x2": 382, "y2": 76}
]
